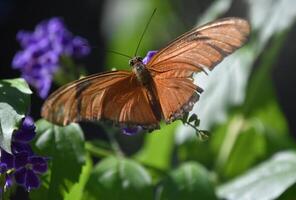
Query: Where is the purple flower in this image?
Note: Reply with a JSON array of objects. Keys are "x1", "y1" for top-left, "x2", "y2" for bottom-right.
[
  {"x1": 0, "y1": 150, "x2": 14, "y2": 169},
  {"x1": 5, "y1": 175, "x2": 13, "y2": 189},
  {"x1": 0, "y1": 116, "x2": 48, "y2": 192},
  {"x1": 14, "y1": 153, "x2": 48, "y2": 191},
  {"x1": 13, "y1": 116, "x2": 35, "y2": 143},
  {"x1": 122, "y1": 126, "x2": 143, "y2": 136},
  {"x1": 121, "y1": 51, "x2": 157, "y2": 136},
  {"x1": 0, "y1": 163, "x2": 7, "y2": 174},
  {"x1": 11, "y1": 116, "x2": 35, "y2": 155},
  {"x1": 12, "y1": 17, "x2": 90, "y2": 98},
  {"x1": 142, "y1": 50, "x2": 157, "y2": 64}
]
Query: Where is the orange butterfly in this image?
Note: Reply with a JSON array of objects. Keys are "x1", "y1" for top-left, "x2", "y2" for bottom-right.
[{"x1": 42, "y1": 17, "x2": 250, "y2": 132}]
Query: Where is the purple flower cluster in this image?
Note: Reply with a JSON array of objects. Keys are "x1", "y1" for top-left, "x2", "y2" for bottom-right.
[
  {"x1": 12, "y1": 18, "x2": 90, "y2": 98},
  {"x1": 0, "y1": 116, "x2": 47, "y2": 191},
  {"x1": 122, "y1": 50, "x2": 157, "y2": 136}
]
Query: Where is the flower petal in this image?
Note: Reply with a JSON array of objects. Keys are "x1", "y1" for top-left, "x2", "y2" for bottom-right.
[
  {"x1": 29, "y1": 156, "x2": 48, "y2": 173},
  {"x1": 25, "y1": 169, "x2": 40, "y2": 191},
  {"x1": 0, "y1": 150, "x2": 14, "y2": 169},
  {"x1": 12, "y1": 51, "x2": 31, "y2": 69},
  {"x1": 72, "y1": 36, "x2": 90, "y2": 57},
  {"x1": 122, "y1": 126, "x2": 143, "y2": 136},
  {"x1": 14, "y1": 151, "x2": 29, "y2": 169},
  {"x1": 0, "y1": 163, "x2": 7, "y2": 173},
  {"x1": 12, "y1": 142, "x2": 33, "y2": 155},
  {"x1": 142, "y1": 50, "x2": 157, "y2": 64},
  {"x1": 5, "y1": 174, "x2": 14, "y2": 189},
  {"x1": 22, "y1": 116, "x2": 35, "y2": 131},
  {"x1": 17, "y1": 31, "x2": 36, "y2": 48},
  {"x1": 13, "y1": 130, "x2": 35, "y2": 143},
  {"x1": 15, "y1": 167, "x2": 26, "y2": 185}
]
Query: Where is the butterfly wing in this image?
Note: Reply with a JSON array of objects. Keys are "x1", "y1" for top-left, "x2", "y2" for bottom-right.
[
  {"x1": 42, "y1": 70, "x2": 160, "y2": 129},
  {"x1": 147, "y1": 17, "x2": 250, "y2": 121},
  {"x1": 152, "y1": 77, "x2": 202, "y2": 123}
]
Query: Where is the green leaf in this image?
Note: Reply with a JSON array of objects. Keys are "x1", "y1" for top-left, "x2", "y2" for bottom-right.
[
  {"x1": 134, "y1": 122, "x2": 178, "y2": 170},
  {"x1": 217, "y1": 151, "x2": 296, "y2": 200},
  {"x1": 84, "y1": 156, "x2": 153, "y2": 200},
  {"x1": 177, "y1": 0, "x2": 296, "y2": 140},
  {"x1": 243, "y1": 32, "x2": 288, "y2": 115},
  {"x1": 157, "y1": 162, "x2": 217, "y2": 200},
  {"x1": 0, "y1": 78, "x2": 31, "y2": 153},
  {"x1": 35, "y1": 119, "x2": 85, "y2": 200},
  {"x1": 221, "y1": 122, "x2": 266, "y2": 178},
  {"x1": 212, "y1": 115, "x2": 267, "y2": 179},
  {"x1": 29, "y1": 184, "x2": 50, "y2": 200},
  {"x1": 177, "y1": 138, "x2": 213, "y2": 168},
  {"x1": 64, "y1": 153, "x2": 93, "y2": 200}
]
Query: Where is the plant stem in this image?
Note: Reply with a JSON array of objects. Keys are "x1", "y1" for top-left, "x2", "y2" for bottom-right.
[
  {"x1": 0, "y1": 174, "x2": 5, "y2": 200},
  {"x1": 105, "y1": 131, "x2": 124, "y2": 157},
  {"x1": 184, "y1": 121, "x2": 208, "y2": 141},
  {"x1": 85, "y1": 142, "x2": 113, "y2": 158},
  {"x1": 215, "y1": 115, "x2": 245, "y2": 172}
]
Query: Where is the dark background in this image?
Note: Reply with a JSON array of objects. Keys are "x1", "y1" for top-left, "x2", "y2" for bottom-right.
[{"x1": 0, "y1": 0, "x2": 295, "y2": 198}]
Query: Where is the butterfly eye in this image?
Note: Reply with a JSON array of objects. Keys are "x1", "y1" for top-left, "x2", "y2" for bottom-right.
[{"x1": 129, "y1": 60, "x2": 134, "y2": 66}]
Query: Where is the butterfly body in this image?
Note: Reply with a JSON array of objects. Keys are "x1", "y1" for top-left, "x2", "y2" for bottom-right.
[
  {"x1": 129, "y1": 56, "x2": 163, "y2": 127},
  {"x1": 130, "y1": 56, "x2": 151, "y2": 86},
  {"x1": 42, "y1": 17, "x2": 251, "y2": 132}
]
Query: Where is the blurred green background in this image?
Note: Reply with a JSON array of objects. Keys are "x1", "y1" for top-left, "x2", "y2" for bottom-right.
[{"x1": 1, "y1": 0, "x2": 296, "y2": 199}]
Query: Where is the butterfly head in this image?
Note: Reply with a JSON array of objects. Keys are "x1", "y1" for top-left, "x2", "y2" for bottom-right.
[
  {"x1": 130, "y1": 56, "x2": 146, "y2": 74},
  {"x1": 129, "y1": 56, "x2": 143, "y2": 67},
  {"x1": 130, "y1": 56, "x2": 151, "y2": 84}
]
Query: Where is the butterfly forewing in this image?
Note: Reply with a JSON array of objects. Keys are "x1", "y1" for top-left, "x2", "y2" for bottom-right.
[
  {"x1": 147, "y1": 17, "x2": 250, "y2": 72},
  {"x1": 41, "y1": 71, "x2": 159, "y2": 127},
  {"x1": 147, "y1": 17, "x2": 250, "y2": 122}
]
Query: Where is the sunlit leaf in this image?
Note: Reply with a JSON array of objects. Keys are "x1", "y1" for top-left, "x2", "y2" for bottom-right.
[
  {"x1": 243, "y1": 32, "x2": 288, "y2": 116},
  {"x1": 217, "y1": 151, "x2": 296, "y2": 200},
  {"x1": 0, "y1": 78, "x2": 31, "y2": 153},
  {"x1": 177, "y1": 0, "x2": 296, "y2": 142}
]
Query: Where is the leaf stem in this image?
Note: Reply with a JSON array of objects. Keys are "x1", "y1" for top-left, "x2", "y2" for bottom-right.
[
  {"x1": 85, "y1": 142, "x2": 113, "y2": 158},
  {"x1": 184, "y1": 121, "x2": 209, "y2": 141},
  {"x1": 215, "y1": 115, "x2": 245, "y2": 172},
  {"x1": 105, "y1": 131, "x2": 124, "y2": 157}
]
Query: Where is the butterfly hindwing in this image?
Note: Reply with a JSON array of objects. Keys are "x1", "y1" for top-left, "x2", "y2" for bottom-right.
[
  {"x1": 153, "y1": 77, "x2": 201, "y2": 122},
  {"x1": 102, "y1": 74, "x2": 160, "y2": 129}
]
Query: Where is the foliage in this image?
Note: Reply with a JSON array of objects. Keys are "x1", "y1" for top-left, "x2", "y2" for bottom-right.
[
  {"x1": 1, "y1": 0, "x2": 296, "y2": 199},
  {"x1": 0, "y1": 78, "x2": 32, "y2": 153}
]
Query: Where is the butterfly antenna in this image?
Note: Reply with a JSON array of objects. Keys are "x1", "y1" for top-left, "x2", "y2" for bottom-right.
[
  {"x1": 107, "y1": 50, "x2": 132, "y2": 59},
  {"x1": 90, "y1": 45, "x2": 131, "y2": 59},
  {"x1": 134, "y1": 8, "x2": 157, "y2": 56}
]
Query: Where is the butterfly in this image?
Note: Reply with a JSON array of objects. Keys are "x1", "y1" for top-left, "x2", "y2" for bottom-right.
[{"x1": 42, "y1": 17, "x2": 251, "y2": 132}]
